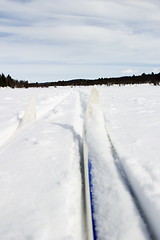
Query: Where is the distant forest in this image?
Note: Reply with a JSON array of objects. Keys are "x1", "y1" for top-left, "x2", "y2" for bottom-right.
[{"x1": 0, "y1": 72, "x2": 160, "y2": 88}]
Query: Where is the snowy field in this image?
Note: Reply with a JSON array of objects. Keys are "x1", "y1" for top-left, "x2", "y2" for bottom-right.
[{"x1": 0, "y1": 85, "x2": 160, "y2": 240}]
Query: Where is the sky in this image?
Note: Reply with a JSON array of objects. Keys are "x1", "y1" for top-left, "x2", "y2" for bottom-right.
[{"x1": 1, "y1": 0, "x2": 160, "y2": 82}]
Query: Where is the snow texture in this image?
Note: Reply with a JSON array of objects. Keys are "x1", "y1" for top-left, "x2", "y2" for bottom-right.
[{"x1": 0, "y1": 85, "x2": 160, "y2": 239}]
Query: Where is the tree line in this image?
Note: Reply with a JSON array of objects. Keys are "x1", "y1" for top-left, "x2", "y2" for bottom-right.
[
  {"x1": 0, "y1": 72, "x2": 160, "y2": 88},
  {"x1": 0, "y1": 73, "x2": 29, "y2": 88}
]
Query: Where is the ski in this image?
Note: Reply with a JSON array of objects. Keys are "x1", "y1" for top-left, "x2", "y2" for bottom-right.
[{"x1": 83, "y1": 86, "x2": 101, "y2": 240}]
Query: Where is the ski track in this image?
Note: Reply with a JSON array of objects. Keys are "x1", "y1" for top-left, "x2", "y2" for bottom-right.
[
  {"x1": 0, "y1": 88, "x2": 84, "y2": 240},
  {"x1": 107, "y1": 133, "x2": 156, "y2": 240},
  {"x1": 99, "y1": 85, "x2": 160, "y2": 240},
  {"x1": 0, "y1": 88, "x2": 73, "y2": 147},
  {"x1": 0, "y1": 85, "x2": 160, "y2": 239}
]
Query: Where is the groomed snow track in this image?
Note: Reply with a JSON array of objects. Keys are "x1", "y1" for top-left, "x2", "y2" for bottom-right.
[
  {"x1": 0, "y1": 89, "x2": 84, "y2": 240},
  {"x1": 83, "y1": 87, "x2": 155, "y2": 240},
  {"x1": 0, "y1": 91, "x2": 72, "y2": 148},
  {"x1": 0, "y1": 87, "x2": 159, "y2": 240},
  {"x1": 107, "y1": 133, "x2": 156, "y2": 240}
]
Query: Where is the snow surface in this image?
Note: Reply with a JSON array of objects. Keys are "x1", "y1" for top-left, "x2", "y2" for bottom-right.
[
  {"x1": 0, "y1": 85, "x2": 160, "y2": 239},
  {"x1": 99, "y1": 85, "x2": 160, "y2": 239}
]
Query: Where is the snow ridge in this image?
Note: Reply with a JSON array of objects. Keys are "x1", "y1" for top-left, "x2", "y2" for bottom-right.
[{"x1": 107, "y1": 133, "x2": 156, "y2": 240}]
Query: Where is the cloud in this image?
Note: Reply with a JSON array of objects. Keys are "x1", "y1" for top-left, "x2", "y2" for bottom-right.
[
  {"x1": 122, "y1": 69, "x2": 136, "y2": 75},
  {"x1": 0, "y1": 0, "x2": 160, "y2": 82}
]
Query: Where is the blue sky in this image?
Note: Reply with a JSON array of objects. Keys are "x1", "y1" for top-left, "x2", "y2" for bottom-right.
[{"x1": 1, "y1": 0, "x2": 160, "y2": 82}]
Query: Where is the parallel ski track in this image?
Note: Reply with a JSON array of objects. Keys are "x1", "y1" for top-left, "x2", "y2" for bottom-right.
[
  {"x1": 51, "y1": 90, "x2": 85, "y2": 239},
  {"x1": 36, "y1": 91, "x2": 72, "y2": 121},
  {"x1": 107, "y1": 132, "x2": 156, "y2": 240},
  {"x1": 2, "y1": 87, "x2": 156, "y2": 239}
]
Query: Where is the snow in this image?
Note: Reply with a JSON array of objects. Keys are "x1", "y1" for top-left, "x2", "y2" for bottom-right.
[
  {"x1": 0, "y1": 84, "x2": 160, "y2": 239},
  {"x1": 0, "y1": 88, "x2": 84, "y2": 240},
  {"x1": 99, "y1": 85, "x2": 160, "y2": 239}
]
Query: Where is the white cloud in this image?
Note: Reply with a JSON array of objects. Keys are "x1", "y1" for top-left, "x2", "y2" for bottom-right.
[
  {"x1": 122, "y1": 69, "x2": 137, "y2": 75},
  {"x1": 0, "y1": 0, "x2": 160, "y2": 82}
]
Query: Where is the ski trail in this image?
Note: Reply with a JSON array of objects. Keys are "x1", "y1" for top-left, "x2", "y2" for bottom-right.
[
  {"x1": 0, "y1": 90, "x2": 72, "y2": 149},
  {"x1": 107, "y1": 133, "x2": 156, "y2": 240},
  {"x1": 0, "y1": 90, "x2": 84, "y2": 240},
  {"x1": 36, "y1": 90, "x2": 73, "y2": 120},
  {"x1": 48, "y1": 89, "x2": 86, "y2": 239}
]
